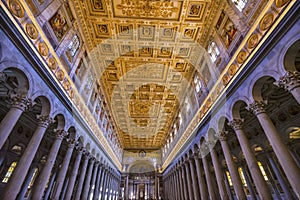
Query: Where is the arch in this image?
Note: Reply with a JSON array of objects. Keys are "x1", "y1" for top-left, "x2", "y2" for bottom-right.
[
  {"x1": 77, "y1": 136, "x2": 84, "y2": 147},
  {"x1": 193, "y1": 143, "x2": 199, "y2": 154},
  {"x1": 54, "y1": 114, "x2": 66, "y2": 130},
  {"x1": 251, "y1": 75, "x2": 279, "y2": 101},
  {"x1": 282, "y1": 37, "x2": 300, "y2": 72},
  {"x1": 207, "y1": 128, "x2": 218, "y2": 144},
  {"x1": 68, "y1": 126, "x2": 76, "y2": 140},
  {"x1": 199, "y1": 136, "x2": 208, "y2": 158},
  {"x1": 85, "y1": 143, "x2": 91, "y2": 151},
  {"x1": 2, "y1": 67, "x2": 30, "y2": 96},
  {"x1": 128, "y1": 160, "x2": 155, "y2": 173},
  {"x1": 91, "y1": 148, "x2": 96, "y2": 156},
  {"x1": 32, "y1": 96, "x2": 51, "y2": 116},
  {"x1": 231, "y1": 100, "x2": 248, "y2": 119}
]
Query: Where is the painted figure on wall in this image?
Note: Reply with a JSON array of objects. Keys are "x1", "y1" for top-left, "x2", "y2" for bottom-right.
[
  {"x1": 49, "y1": 9, "x2": 69, "y2": 41},
  {"x1": 222, "y1": 18, "x2": 237, "y2": 47}
]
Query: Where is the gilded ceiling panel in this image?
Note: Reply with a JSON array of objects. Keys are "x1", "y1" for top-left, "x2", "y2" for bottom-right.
[{"x1": 73, "y1": 0, "x2": 223, "y2": 149}]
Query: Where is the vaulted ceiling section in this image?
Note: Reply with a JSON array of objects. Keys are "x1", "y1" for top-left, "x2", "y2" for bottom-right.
[{"x1": 72, "y1": 0, "x2": 222, "y2": 150}]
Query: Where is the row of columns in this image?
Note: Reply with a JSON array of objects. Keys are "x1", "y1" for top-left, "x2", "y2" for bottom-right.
[
  {"x1": 123, "y1": 173, "x2": 161, "y2": 199},
  {"x1": 164, "y1": 107, "x2": 300, "y2": 199},
  {"x1": 0, "y1": 94, "x2": 121, "y2": 199},
  {"x1": 163, "y1": 71, "x2": 300, "y2": 199}
]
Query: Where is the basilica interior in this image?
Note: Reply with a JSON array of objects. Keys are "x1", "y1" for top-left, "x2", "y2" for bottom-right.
[{"x1": 0, "y1": 0, "x2": 300, "y2": 200}]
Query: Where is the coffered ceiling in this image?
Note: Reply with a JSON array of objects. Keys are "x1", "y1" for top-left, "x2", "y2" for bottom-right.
[{"x1": 72, "y1": 0, "x2": 223, "y2": 150}]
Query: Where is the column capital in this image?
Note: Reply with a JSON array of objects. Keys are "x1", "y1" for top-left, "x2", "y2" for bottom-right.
[
  {"x1": 89, "y1": 157, "x2": 96, "y2": 162},
  {"x1": 247, "y1": 101, "x2": 267, "y2": 115},
  {"x1": 228, "y1": 119, "x2": 244, "y2": 131},
  {"x1": 66, "y1": 138, "x2": 76, "y2": 148},
  {"x1": 37, "y1": 115, "x2": 54, "y2": 128},
  {"x1": 193, "y1": 152, "x2": 200, "y2": 160},
  {"x1": 206, "y1": 141, "x2": 215, "y2": 149},
  {"x1": 274, "y1": 71, "x2": 300, "y2": 92},
  {"x1": 75, "y1": 145, "x2": 84, "y2": 153},
  {"x1": 188, "y1": 157, "x2": 195, "y2": 163},
  {"x1": 10, "y1": 94, "x2": 33, "y2": 111},
  {"x1": 217, "y1": 131, "x2": 228, "y2": 141},
  {"x1": 54, "y1": 129, "x2": 68, "y2": 140},
  {"x1": 83, "y1": 151, "x2": 90, "y2": 159}
]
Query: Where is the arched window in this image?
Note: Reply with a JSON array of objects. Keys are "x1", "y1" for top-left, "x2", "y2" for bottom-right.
[
  {"x1": 232, "y1": 0, "x2": 247, "y2": 11},
  {"x1": 194, "y1": 75, "x2": 202, "y2": 93},
  {"x1": 185, "y1": 97, "x2": 190, "y2": 111},
  {"x1": 2, "y1": 162, "x2": 17, "y2": 183},
  {"x1": 207, "y1": 41, "x2": 220, "y2": 63},
  {"x1": 174, "y1": 123, "x2": 177, "y2": 136},
  {"x1": 67, "y1": 34, "x2": 80, "y2": 57},
  {"x1": 179, "y1": 113, "x2": 182, "y2": 125}
]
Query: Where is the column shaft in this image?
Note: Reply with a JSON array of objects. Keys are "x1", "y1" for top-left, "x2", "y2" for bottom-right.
[
  {"x1": 202, "y1": 156, "x2": 217, "y2": 200},
  {"x1": 175, "y1": 171, "x2": 181, "y2": 200},
  {"x1": 89, "y1": 162, "x2": 99, "y2": 199},
  {"x1": 230, "y1": 119, "x2": 272, "y2": 199},
  {"x1": 82, "y1": 158, "x2": 95, "y2": 199},
  {"x1": 219, "y1": 134, "x2": 246, "y2": 200},
  {"x1": 32, "y1": 130, "x2": 66, "y2": 199},
  {"x1": 249, "y1": 102, "x2": 300, "y2": 198},
  {"x1": 17, "y1": 166, "x2": 36, "y2": 200},
  {"x1": 181, "y1": 166, "x2": 189, "y2": 200},
  {"x1": 44, "y1": 172, "x2": 57, "y2": 200},
  {"x1": 74, "y1": 154, "x2": 89, "y2": 199},
  {"x1": 194, "y1": 157, "x2": 208, "y2": 200},
  {"x1": 268, "y1": 156, "x2": 294, "y2": 199},
  {"x1": 51, "y1": 140, "x2": 75, "y2": 199},
  {"x1": 64, "y1": 149, "x2": 83, "y2": 200},
  {"x1": 1, "y1": 116, "x2": 52, "y2": 200},
  {"x1": 93, "y1": 165, "x2": 104, "y2": 200},
  {"x1": 241, "y1": 165, "x2": 257, "y2": 200},
  {"x1": 0, "y1": 96, "x2": 31, "y2": 149},
  {"x1": 189, "y1": 159, "x2": 200, "y2": 200},
  {"x1": 184, "y1": 162, "x2": 194, "y2": 200},
  {"x1": 210, "y1": 148, "x2": 229, "y2": 200}
]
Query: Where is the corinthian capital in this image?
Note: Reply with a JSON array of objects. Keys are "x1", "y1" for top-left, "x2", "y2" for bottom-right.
[
  {"x1": 274, "y1": 71, "x2": 300, "y2": 92},
  {"x1": 54, "y1": 129, "x2": 68, "y2": 140},
  {"x1": 217, "y1": 131, "x2": 228, "y2": 141},
  {"x1": 228, "y1": 119, "x2": 244, "y2": 131},
  {"x1": 37, "y1": 115, "x2": 54, "y2": 128},
  {"x1": 10, "y1": 94, "x2": 33, "y2": 111},
  {"x1": 246, "y1": 101, "x2": 267, "y2": 115}
]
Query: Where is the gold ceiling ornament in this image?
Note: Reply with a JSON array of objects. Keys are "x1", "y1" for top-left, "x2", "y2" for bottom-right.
[
  {"x1": 47, "y1": 57, "x2": 58, "y2": 71},
  {"x1": 237, "y1": 51, "x2": 247, "y2": 64},
  {"x1": 7, "y1": 0, "x2": 24, "y2": 18},
  {"x1": 116, "y1": 0, "x2": 179, "y2": 18},
  {"x1": 247, "y1": 33, "x2": 259, "y2": 50},
  {"x1": 37, "y1": 42, "x2": 49, "y2": 57},
  {"x1": 25, "y1": 23, "x2": 38, "y2": 40},
  {"x1": 55, "y1": 69, "x2": 65, "y2": 81},
  {"x1": 259, "y1": 13, "x2": 274, "y2": 31},
  {"x1": 275, "y1": 0, "x2": 290, "y2": 8}
]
